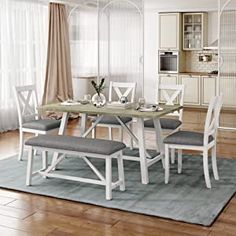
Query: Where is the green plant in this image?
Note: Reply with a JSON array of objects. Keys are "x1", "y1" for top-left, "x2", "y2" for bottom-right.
[{"x1": 91, "y1": 78, "x2": 105, "y2": 97}]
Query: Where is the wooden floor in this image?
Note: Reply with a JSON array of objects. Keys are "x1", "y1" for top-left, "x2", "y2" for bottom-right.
[{"x1": 0, "y1": 109, "x2": 236, "y2": 236}]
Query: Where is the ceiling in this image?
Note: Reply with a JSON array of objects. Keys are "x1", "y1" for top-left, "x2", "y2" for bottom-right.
[
  {"x1": 145, "y1": 0, "x2": 218, "y2": 12},
  {"x1": 41, "y1": 0, "x2": 236, "y2": 12}
]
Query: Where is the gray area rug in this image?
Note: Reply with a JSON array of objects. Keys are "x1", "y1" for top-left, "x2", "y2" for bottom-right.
[{"x1": 0, "y1": 153, "x2": 235, "y2": 226}]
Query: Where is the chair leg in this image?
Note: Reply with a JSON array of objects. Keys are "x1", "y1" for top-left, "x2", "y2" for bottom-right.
[
  {"x1": 165, "y1": 145, "x2": 170, "y2": 184},
  {"x1": 129, "y1": 122, "x2": 134, "y2": 150},
  {"x1": 108, "y1": 127, "x2": 113, "y2": 140},
  {"x1": 203, "y1": 150, "x2": 211, "y2": 188},
  {"x1": 26, "y1": 147, "x2": 33, "y2": 186},
  {"x1": 171, "y1": 148, "x2": 175, "y2": 164},
  {"x1": 18, "y1": 129, "x2": 24, "y2": 161},
  {"x1": 105, "y1": 157, "x2": 112, "y2": 200},
  {"x1": 119, "y1": 127, "x2": 123, "y2": 142},
  {"x1": 117, "y1": 153, "x2": 125, "y2": 191},
  {"x1": 211, "y1": 145, "x2": 219, "y2": 180},
  {"x1": 92, "y1": 127, "x2": 96, "y2": 139},
  {"x1": 34, "y1": 133, "x2": 38, "y2": 156},
  {"x1": 177, "y1": 149, "x2": 182, "y2": 174}
]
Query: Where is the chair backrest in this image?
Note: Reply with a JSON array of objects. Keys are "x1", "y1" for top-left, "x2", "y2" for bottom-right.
[
  {"x1": 203, "y1": 94, "x2": 223, "y2": 146},
  {"x1": 158, "y1": 84, "x2": 185, "y2": 121},
  {"x1": 108, "y1": 81, "x2": 137, "y2": 102},
  {"x1": 13, "y1": 85, "x2": 39, "y2": 127}
]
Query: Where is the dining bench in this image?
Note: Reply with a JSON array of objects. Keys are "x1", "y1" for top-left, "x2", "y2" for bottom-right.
[{"x1": 25, "y1": 135, "x2": 126, "y2": 200}]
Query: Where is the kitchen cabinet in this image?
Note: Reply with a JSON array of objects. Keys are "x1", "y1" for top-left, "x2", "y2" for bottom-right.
[
  {"x1": 179, "y1": 75, "x2": 201, "y2": 105},
  {"x1": 220, "y1": 77, "x2": 236, "y2": 107},
  {"x1": 202, "y1": 76, "x2": 216, "y2": 105},
  {"x1": 183, "y1": 13, "x2": 208, "y2": 50},
  {"x1": 159, "y1": 13, "x2": 181, "y2": 50}
]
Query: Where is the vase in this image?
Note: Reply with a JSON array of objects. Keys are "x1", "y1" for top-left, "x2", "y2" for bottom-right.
[{"x1": 92, "y1": 93, "x2": 106, "y2": 108}]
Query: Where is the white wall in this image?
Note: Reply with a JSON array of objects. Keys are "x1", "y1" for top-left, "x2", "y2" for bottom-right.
[{"x1": 143, "y1": 7, "x2": 158, "y2": 103}]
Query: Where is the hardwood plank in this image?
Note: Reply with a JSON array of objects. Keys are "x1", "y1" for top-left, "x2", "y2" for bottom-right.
[
  {"x1": 0, "y1": 225, "x2": 31, "y2": 236},
  {"x1": 0, "y1": 196, "x2": 15, "y2": 205},
  {"x1": 0, "y1": 214, "x2": 55, "y2": 235},
  {"x1": 113, "y1": 221, "x2": 200, "y2": 236},
  {"x1": 0, "y1": 205, "x2": 35, "y2": 220}
]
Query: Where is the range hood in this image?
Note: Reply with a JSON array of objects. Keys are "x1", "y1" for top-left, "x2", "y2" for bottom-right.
[{"x1": 203, "y1": 39, "x2": 218, "y2": 50}]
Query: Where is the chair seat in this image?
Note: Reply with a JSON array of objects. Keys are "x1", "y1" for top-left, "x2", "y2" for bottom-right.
[
  {"x1": 22, "y1": 119, "x2": 61, "y2": 131},
  {"x1": 144, "y1": 118, "x2": 182, "y2": 130},
  {"x1": 25, "y1": 135, "x2": 126, "y2": 155},
  {"x1": 92, "y1": 115, "x2": 132, "y2": 125},
  {"x1": 163, "y1": 131, "x2": 214, "y2": 146}
]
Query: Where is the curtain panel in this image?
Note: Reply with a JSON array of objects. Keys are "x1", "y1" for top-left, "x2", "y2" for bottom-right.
[
  {"x1": 0, "y1": 0, "x2": 48, "y2": 132},
  {"x1": 42, "y1": 3, "x2": 73, "y2": 105}
]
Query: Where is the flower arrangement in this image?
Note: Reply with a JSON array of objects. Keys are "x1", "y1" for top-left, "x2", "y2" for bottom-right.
[{"x1": 91, "y1": 78, "x2": 105, "y2": 98}]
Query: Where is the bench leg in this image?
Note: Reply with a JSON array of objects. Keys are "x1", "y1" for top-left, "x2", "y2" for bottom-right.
[
  {"x1": 105, "y1": 157, "x2": 112, "y2": 200},
  {"x1": 26, "y1": 147, "x2": 34, "y2": 186},
  {"x1": 117, "y1": 153, "x2": 125, "y2": 191}
]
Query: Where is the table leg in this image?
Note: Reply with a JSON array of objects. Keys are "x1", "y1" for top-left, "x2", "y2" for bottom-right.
[
  {"x1": 80, "y1": 113, "x2": 87, "y2": 136},
  {"x1": 51, "y1": 112, "x2": 69, "y2": 167},
  {"x1": 153, "y1": 118, "x2": 165, "y2": 168},
  {"x1": 137, "y1": 118, "x2": 149, "y2": 184}
]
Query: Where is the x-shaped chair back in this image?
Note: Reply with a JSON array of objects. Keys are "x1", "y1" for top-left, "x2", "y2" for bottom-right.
[
  {"x1": 203, "y1": 94, "x2": 223, "y2": 146},
  {"x1": 109, "y1": 81, "x2": 136, "y2": 102},
  {"x1": 14, "y1": 85, "x2": 39, "y2": 127},
  {"x1": 158, "y1": 84, "x2": 185, "y2": 121}
]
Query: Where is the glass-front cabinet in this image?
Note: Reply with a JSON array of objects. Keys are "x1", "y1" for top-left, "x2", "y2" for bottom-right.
[{"x1": 183, "y1": 13, "x2": 208, "y2": 50}]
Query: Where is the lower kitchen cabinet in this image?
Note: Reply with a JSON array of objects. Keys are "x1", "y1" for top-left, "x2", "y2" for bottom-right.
[
  {"x1": 158, "y1": 73, "x2": 236, "y2": 108},
  {"x1": 179, "y1": 75, "x2": 201, "y2": 105},
  {"x1": 202, "y1": 76, "x2": 216, "y2": 105}
]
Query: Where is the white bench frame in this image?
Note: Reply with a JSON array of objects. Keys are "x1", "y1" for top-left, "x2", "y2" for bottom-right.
[{"x1": 26, "y1": 145, "x2": 125, "y2": 200}]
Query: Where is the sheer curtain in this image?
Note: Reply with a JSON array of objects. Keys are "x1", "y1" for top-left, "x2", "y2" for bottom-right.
[
  {"x1": 69, "y1": 7, "x2": 98, "y2": 77},
  {"x1": 99, "y1": 0, "x2": 143, "y2": 99},
  {"x1": 0, "y1": 0, "x2": 48, "y2": 132}
]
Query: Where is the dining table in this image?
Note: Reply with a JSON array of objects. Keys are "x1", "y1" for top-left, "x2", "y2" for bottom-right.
[{"x1": 40, "y1": 102, "x2": 182, "y2": 184}]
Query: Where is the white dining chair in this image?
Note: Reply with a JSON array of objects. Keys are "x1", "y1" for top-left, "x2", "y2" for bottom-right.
[
  {"x1": 14, "y1": 85, "x2": 61, "y2": 161},
  {"x1": 163, "y1": 94, "x2": 223, "y2": 188},
  {"x1": 144, "y1": 84, "x2": 185, "y2": 163},
  {"x1": 91, "y1": 81, "x2": 136, "y2": 143}
]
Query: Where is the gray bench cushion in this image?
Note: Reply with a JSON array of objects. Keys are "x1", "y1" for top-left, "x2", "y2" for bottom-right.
[
  {"x1": 144, "y1": 118, "x2": 182, "y2": 130},
  {"x1": 163, "y1": 131, "x2": 214, "y2": 146},
  {"x1": 25, "y1": 135, "x2": 126, "y2": 155},
  {"x1": 92, "y1": 116, "x2": 132, "y2": 125},
  {"x1": 23, "y1": 119, "x2": 61, "y2": 131}
]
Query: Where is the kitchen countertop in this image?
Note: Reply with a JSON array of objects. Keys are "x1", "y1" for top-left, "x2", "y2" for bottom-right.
[{"x1": 178, "y1": 72, "x2": 217, "y2": 76}]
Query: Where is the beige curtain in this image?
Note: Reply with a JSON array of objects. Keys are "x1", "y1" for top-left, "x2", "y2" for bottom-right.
[{"x1": 42, "y1": 3, "x2": 73, "y2": 105}]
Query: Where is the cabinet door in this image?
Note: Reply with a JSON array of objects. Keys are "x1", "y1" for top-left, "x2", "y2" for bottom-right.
[
  {"x1": 202, "y1": 76, "x2": 216, "y2": 105},
  {"x1": 220, "y1": 77, "x2": 236, "y2": 107},
  {"x1": 158, "y1": 74, "x2": 178, "y2": 103},
  {"x1": 159, "y1": 13, "x2": 180, "y2": 50},
  {"x1": 180, "y1": 75, "x2": 200, "y2": 105}
]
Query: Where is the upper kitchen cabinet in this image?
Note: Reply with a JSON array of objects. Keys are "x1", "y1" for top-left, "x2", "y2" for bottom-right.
[
  {"x1": 183, "y1": 13, "x2": 208, "y2": 50},
  {"x1": 159, "y1": 13, "x2": 182, "y2": 50}
]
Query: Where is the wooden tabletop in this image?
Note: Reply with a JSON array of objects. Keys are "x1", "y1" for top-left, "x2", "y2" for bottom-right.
[{"x1": 40, "y1": 103, "x2": 182, "y2": 119}]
